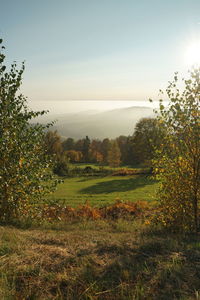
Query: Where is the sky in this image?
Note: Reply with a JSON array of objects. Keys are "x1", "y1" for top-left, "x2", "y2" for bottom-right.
[{"x1": 1, "y1": 0, "x2": 200, "y2": 113}]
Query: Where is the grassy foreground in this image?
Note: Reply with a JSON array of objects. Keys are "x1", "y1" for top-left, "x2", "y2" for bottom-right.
[
  {"x1": 1, "y1": 220, "x2": 200, "y2": 299},
  {"x1": 47, "y1": 175, "x2": 158, "y2": 207}
]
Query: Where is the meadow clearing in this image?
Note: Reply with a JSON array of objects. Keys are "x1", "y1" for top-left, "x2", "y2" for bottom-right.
[{"x1": 47, "y1": 173, "x2": 159, "y2": 207}]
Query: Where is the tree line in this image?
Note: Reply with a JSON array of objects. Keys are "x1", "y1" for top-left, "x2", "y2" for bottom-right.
[{"x1": 45, "y1": 117, "x2": 164, "y2": 169}]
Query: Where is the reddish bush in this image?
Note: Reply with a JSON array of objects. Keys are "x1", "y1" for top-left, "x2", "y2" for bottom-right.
[{"x1": 26, "y1": 200, "x2": 151, "y2": 223}]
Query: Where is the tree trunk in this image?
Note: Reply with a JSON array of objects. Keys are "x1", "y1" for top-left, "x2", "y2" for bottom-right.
[{"x1": 193, "y1": 196, "x2": 199, "y2": 233}]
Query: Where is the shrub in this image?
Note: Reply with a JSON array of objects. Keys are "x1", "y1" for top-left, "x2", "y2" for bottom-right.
[
  {"x1": 152, "y1": 69, "x2": 200, "y2": 232},
  {"x1": 53, "y1": 159, "x2": 70, "y2": 176},
  {"x1": 0, "y1": 39, "x2": 58, "y2": 223}
]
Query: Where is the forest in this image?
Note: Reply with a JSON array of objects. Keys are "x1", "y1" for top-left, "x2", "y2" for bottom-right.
[{"x1": 44, "y1": 116, "x2": 162, "y2": 172}]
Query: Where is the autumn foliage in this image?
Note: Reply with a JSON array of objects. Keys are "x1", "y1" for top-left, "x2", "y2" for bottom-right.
[
  {"x1": 21, "y1": 200, "x2": 150, "y2": 223},
  {"x1": 153, "y1": 69, "x2": 200, "y2": 232}
]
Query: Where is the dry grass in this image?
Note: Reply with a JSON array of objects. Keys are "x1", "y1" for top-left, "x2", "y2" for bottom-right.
[{"x1": 0, "y1": 220, "x2": 200, "y2": 299}]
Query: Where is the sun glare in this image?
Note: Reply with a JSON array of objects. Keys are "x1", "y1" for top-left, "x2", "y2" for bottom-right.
[{"x1": 185, "y1": 41, "x2": 200, "y2": 66}]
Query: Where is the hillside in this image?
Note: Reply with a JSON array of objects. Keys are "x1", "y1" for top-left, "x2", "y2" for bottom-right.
[
  {"x1": 33, "y1": 106, "x2": 154, "y2": 139},
  {"x1": 1, "y1": 221, "x2": 199, "y2": 299}
]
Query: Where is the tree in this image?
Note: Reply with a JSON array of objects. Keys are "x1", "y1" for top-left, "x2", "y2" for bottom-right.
[
  {"x1": 101, "y1": 138, "x2": 111, "y2": 164},
  {"x1": 116, "y1": 135, "x2": 131, "y2": 165},
  {"x1": 124, "y1": 136, "x2": 136, "y2": 166},
  {"x1": 45, "y1": 130, "x2": 63, "y2": 158},
  {"x1": 82, "y1": 136, "x2": 90, "y2": 162},
  {"x1": 89, "y1": 139, "x2": 103, "y2": 163},
  {"x1": 132, "y1": 118, "x2": 165, "y2": 166},
  {"x1": 89, "y1": 150, "x2": 103, "y2": 163},
  {"x1": 62, "y1": 137, "x2": 75, "y2": 151},
  {"x1": 75, "y1": 139, "x2": 84, "y2": 153},
  {"x1": 107, "y1": 140, "x2": 121, "y2": 167},
  {"x1": 65, "y1": 150, "x2": 83, "y2": 162},
  {"x1": 45, "y1": 131, "x2": 71, "y2": 176},
  {"x1": 153, "y1": 70, "x2": 200, "y2": 232},
  {"x1": 0, "y1": 39, "x2": 58, "y2": 223}
]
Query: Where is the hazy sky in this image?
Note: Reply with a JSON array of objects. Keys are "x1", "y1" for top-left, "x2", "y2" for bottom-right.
[{"x1": 1, "y1": 0, "x2": 200, "y2": 112}]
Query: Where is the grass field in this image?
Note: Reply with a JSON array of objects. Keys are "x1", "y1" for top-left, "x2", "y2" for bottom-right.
[
  {"x1": 1, "y1": 221, "x2": 200, "y2": 299},
  {"x1": 47, "y1": 175, "x2": 159, "y2": 207},
  {"x1": 71, "y1": 163, "x2": 145, "y2": 170}
]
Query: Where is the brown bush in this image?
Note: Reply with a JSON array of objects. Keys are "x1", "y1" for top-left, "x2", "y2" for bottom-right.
[{"x1": 26, "y1": 200, "x2": 151, "y2": 223}]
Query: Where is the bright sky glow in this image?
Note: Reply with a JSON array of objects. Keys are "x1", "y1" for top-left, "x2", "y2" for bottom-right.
[
  {"x1": 1, "y1": 0, "x2": 200, "y2": 112},
  {"x1": 185, "y1": 41, "x2": 200, "y2": 66}
]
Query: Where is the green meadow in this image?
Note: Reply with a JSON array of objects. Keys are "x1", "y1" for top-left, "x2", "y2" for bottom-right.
[{"x1": 47, "y1": 175, "x2": 159, "y2": 207}]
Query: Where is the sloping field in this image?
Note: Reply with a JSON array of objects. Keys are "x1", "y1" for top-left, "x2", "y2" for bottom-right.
[
  {"x1": 47, "y1": 175, "x2": 159, "y2": 207},
  {"x1": 0, "y1": 222, "x2": 199, "y2": 299}
]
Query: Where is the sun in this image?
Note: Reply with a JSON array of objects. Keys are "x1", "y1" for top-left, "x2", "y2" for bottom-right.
[{"x1": 185, "y1": 41, "x2": 200, "y2": 66}]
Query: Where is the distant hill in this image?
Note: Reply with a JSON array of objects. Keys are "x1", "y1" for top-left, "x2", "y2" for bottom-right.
[{"x1": 33, "y1": 106, "x2": 154, "y2": 139}]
